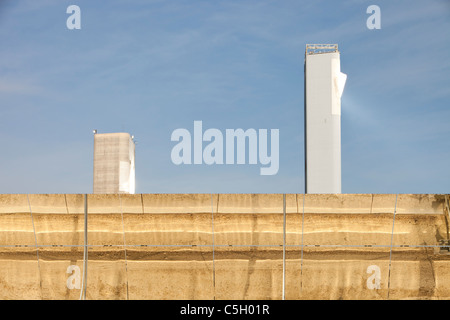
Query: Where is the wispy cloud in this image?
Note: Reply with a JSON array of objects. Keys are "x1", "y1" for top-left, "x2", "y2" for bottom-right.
[{"x1": 0, "y1": 78, "x2": 44, "y2": 95}]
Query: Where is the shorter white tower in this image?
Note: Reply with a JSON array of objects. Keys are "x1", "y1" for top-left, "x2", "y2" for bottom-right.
[
  {"x1": 305, "y1": 44, "x2": 347, "y2": 194},
  {"x1": 93, "y1": 132, "x2": 135, "y2": 194}
]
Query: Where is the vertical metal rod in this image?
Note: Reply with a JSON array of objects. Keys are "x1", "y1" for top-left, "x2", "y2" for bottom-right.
[
  {"x1": 304, "y1": 57, "x2": 308, "y2": 194},
  {"x1": 445, "y1": 195, "x2": 450, "y2": 239},
  {"x1": 387, "y1": 194, "x2": 398, "y2": 300},
  {"x1": 82, "y1": 194, "x2": 88, "y2": 300},
  {"x1": 282, "y1": 194, "x2": 286, "y2": 300},
  {"x1": 211, "y1": 194, "x2": 216, "y2": 300},
  {"x1": 27, "y1": 194, "x2": 43, "y2": 298},
  {"x1": 300, "y1": 193, "x2": 305, "y2": 295},
  {"x1": 119, "y1": 194, "x2": 130, "y2": 300}
]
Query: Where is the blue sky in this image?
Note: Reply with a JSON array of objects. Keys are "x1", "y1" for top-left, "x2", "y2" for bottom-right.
[{"x1": 0, "y1": 0, "x2": 449, "y2": 194}]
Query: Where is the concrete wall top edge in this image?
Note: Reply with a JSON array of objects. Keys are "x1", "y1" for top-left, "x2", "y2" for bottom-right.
[
  {"x1": 0, "y1": 192, "x2": 450, "y2": 197},
  {"x1": 0, "y1": 194, "x2": 446, "y2": 214}
]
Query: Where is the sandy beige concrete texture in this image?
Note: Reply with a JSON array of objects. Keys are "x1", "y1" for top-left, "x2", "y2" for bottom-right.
[{"x1": 0, "y1": 194, "x2": 448, "y2": 300}]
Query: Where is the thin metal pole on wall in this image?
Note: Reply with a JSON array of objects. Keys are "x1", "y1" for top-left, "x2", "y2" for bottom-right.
[
  {"x1": 26, "y1": 194, "x2": 43, "y2": 298},
  {"x1": 119, "y1": 194, "x2": 130, "y2": 300},
  {"x1": 282, "y1": 194, "x2": 286, "y2": 300},
  {"x1": 387, "y1": 194, "x2": 398, "y2": 300},
  {"x1": 80, "y1": 194, "x2": 88, "y2": 300},
  {"x1": 211, "y1": 194, "x2": 216, "y2": 300}
]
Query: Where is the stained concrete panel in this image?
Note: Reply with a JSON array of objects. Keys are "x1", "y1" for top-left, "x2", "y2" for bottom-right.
[
  {"x1": 214, "y1": 246, "x2": 283, "y2": 300},
  {"x1": 84, "y1": 249, "x2": 128, "y2": 300},
  {"x1": 0, "y1": 248, "x2": 42, "y2": 299},
  {"x1": 302, "y1": 194, "x2": 373, "y2": 214},
  {"x1": 396, "y1": 194, "x2": 445, "y2": 214},
  {"x1": 123, "y1": 213, "x2": 213, "y2": 246},
  {"x1": 299, "y1": 247, "x2": 391, "y2": 300},
  {"x1": 389, "y1": 249, "x2": 450, "y2": 300},
  {"x1": 126, "y1": 247, "x2": 214, "y2": 300},
  {"x1": 214, "y1": 194, "x2": 295, "y2": 246},
  {"x1": 28, "y1": 194, "x2": 83, "y2": 246},
  {"x1": 217, "y1": 194, "x2": 287, "y2": 214},
  {"x1": 123, "y1": 194, "x2": 214, "y2": 246},
  {"x1": 87, "y1": 194, "x2": 123, "y2": 246},
  {"x1": 0, "y1": 194, "x2": 36, "y2": 246},
  {"x1": 142, "y1": 194, "x2": 212, "y2": 214},
  {"x1": 38, "y1": 247, "x2": 85, "y2": 300}
]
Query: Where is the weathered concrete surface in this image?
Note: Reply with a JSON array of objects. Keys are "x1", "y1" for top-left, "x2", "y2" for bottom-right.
[
  {"x1": 93, "y1": 132, "x2": 135, "y2": 194},
  {"x1": 0, "y1": 194, "x2": 448, "y2": 300}
]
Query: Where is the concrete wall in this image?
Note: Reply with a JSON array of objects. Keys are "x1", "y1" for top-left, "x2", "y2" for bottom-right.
[
  {"x1": 0, "y1": 194, "x2": 448, "y2": 300},
  {"x1": 93, "y1": 133, "x2": 136, "y2": 194}
]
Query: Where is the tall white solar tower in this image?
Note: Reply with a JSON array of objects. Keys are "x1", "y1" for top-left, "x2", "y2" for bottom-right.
[
  {"x1": 305, "y1": 44, "x2": 347, "y2": 194},
  {"x1": 93, "y1": 132, "x2": 136, "y2": 194}
]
